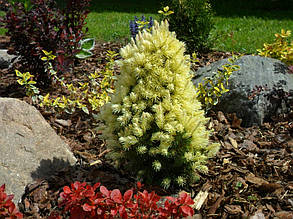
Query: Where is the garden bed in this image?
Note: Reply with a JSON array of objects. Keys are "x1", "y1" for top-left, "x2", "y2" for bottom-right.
[{"x1": 0, "y1": 35, "x2": 292, "y2": 218}]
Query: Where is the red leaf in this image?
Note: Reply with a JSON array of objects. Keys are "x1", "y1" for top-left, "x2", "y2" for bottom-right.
[
  {"x1": 180, "y1": 192, "x2": 194, "y2": 205},
  {"x1": 100, "y1": 186, "x2": 110, "y2": 197},
  {"x1": 72, "y1": 182, "x2": 81, "y2": 190},
  {"x1": 63, "y1": 186, "x2": 72, "y2": 194},
  {"x1": 123, "y1": 189, "x2": 133, "y2": 202},
  {"x1": 93, "y1": 182, "x2": 101, "y2": 191},
  {"x1": 15, "y1": 212, "x2": 24, "y2": 218},
  {"x1": 180, "y1": 205, "x2": 194, "y2": 216},
  {"x1": 56, "y1": 50, "x2": 65, "y2": 54},
  {"x1": 110, "y1": 208, "x2": 118, "y2": 216},
  {"x1": 111, "y1": 189, "x2": 122, "y2": 203},
  {"x1": 165, "y1": 196, "x2": 175, "y2": 202},
  {"x1": 179, "y1": 192, "x2": 187, "y2": 203},
  {"x1": 0, "y1": 184, "x2": 5, "y2": 192},
  {"x1": 82, "y1": 203, "x2": 95, "y2": 212},
  {"x1": 137, "y1": 182, "x2": 142, "y2": 190},
  {"x1": 8, "y1": 202, "x2": 16, "y2": 214},
  {"x1": 83, "y1": 188, "x2": 95, "y2": 198},
  {"x1": 164, "y1": 200, "x2": 171, "y2": 208},
  {"x1": 57, "y1": 54, "x2": 64, "y2": 67},
  {"x1": 7, "y1": 194, "x2": 14, "y2": 202},
  {"x1": 94, "y1": 198, "x2": 105, "y2": 205}
]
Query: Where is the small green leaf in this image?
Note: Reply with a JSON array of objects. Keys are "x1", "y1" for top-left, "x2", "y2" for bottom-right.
[
  {"x1": 80, "y1": 38, "x2": 95, "y2": 51},
  {"x1": 15, "y1": 70, "x2": 22, "y2": 77},
  {"x1": 28, "y1": 80, "x2": 36, "y2": 85},
  {"x1": 82, "y1": 106, "x2": 89, "y2": 114},
  {"x1": 75, "y1": 50, "x2": 93, "y2": 59},
  {"x1": 17, "y1": 79, "x2": 24, "y2": 85},
  {"x1": 42, "y1": 50, "x2": 52, "y2": 56}
]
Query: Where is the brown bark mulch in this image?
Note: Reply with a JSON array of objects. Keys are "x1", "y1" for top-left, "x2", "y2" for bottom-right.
[{"x1": 0, "y1": 36, "x2": 292, "y2": 218}]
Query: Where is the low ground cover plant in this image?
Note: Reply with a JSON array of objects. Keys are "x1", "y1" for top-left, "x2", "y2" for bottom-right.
[
  {"x1": 195, "y1": 54, "x2": 240, "y2": 111},
  {"x1": 0, "y1": 182, "x2": 195, "y2": 218},
  {"x1": 15, "y1": 50, "x2": 117, "y2": 115},
  {"x1": 0, "y1": 184, "x2": 23, "y2": 218},
  {"x1": 50, "y1": 181, "x2": 194, "y2": 219},
  {"x1": 257, "y1": 29, "x2": 293, "y2": 65},
  {"x1": 1, "y1": 0, "x2": 91, "y2": 86},
  {"x1": 98, "y1": 20, "x2": 219, "y2": 189}
]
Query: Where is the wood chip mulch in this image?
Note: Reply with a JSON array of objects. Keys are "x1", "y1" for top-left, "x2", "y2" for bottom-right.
[{"x1": 0, "y1": 36, "x2": 292, "y2": 218}]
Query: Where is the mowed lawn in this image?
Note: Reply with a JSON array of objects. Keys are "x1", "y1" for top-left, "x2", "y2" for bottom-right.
[{"x1": 1, "y1": 0, "x2": 293, "y2": 54}]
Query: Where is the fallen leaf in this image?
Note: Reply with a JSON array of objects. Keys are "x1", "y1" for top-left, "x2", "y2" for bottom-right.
[
  {"x1": 265, "y1": 204, "x2": 275, "y2": 213},
  {"x1": 217, "y1": 111, "x2": 228, "y2": 124},
  {"x1": 208, "y1": 190, "x2": 225, "y2": 215},
  {"x1": 55, "y1": 119, "x2": 71, "y2": 127},
  {"x1": 245, "y1": 173, "x2": 268, "y2": 186},
  {"x1": 274, "y1": 211, "x2": 293, "y2": 219},
  {"x1": 240, "y1": 140, "x2": 259, "y2": 152},
  {"x1": 224, "y1": 204, "x2": 243, "y2": 215},
  {"x1": 223, "y1": 141, "x2": 233, "y2": 149},
  {"x1": 228, "y1": 137, "x2": 238, "y2": 148},
  {"x1": 259, "y1": 183, "x2": 282, "y2": 194},
  {"x1": 230, "y1": 113, "x2": 242, "y2": 129},
  {"x1": 258, "y1": 141, "x2": 272, "y2": 148}
]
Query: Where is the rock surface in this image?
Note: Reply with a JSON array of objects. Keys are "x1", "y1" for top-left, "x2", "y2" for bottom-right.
[
  {"x1": 0, "y1": 49, "x2": 17, "y2": 69},
  {"x1": 0, "y1": 98, "x2": 77, "y2": 203},
  {"x1": 193, "y1": 55, "x2": 293, "y2": 127}
]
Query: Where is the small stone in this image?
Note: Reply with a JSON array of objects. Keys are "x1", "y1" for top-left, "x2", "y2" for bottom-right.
[{"x1": 0, "y1": 49, "x2": 17, "y2": 69}]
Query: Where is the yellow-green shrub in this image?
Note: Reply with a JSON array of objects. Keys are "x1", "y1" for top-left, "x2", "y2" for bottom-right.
[
  {"x1": 16, "y1": 50, "x2": 117, "y2": 114},
  {"x1": 98, "y1": 20, "x2": 219, "y2": 189},
  {"x1": 257, "y1": 29, "x2": 293, "y2": 65},
  {"x1": 195, "y1": 55, "x2": 240, "y2": 111}
]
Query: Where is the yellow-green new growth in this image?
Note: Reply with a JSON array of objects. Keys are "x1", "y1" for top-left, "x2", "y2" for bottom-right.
[{"x1": 99, "y1": 20, "x2": 219, "y2": 188}]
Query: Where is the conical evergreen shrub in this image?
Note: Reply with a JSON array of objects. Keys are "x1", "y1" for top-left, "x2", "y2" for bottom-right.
[{"x1": 98, "y1": 20, "x2": 219, "y2": 189}]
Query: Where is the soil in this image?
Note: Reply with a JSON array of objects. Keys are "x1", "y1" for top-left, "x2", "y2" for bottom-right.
[{"x1": 0, "y1": 35, "x2": 292, "y2": 218}]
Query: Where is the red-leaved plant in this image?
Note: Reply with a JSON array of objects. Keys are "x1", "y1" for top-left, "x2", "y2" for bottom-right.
[
  {"x1": 51, "y1": 181, "x2": 194, "y2": 219},
  {"x1": 0, "y1": 184, "x2": 23, "y2": 219},
  {"x1": 0, "y1": 0, "x2": 90, "y2": 87}
]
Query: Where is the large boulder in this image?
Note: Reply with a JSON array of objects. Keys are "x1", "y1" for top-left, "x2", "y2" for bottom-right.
[
  {"x1": 0, "y1": 98, "x2": 77, "y2": 203},
  {"x1": 0, "y1": 49, "x2": 17, "y2": 69},
  {"x1": 193, "y1": 55, "x2": 293, "y2": 127}
]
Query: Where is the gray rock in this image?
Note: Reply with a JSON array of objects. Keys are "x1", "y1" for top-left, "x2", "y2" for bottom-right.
[
  {"x1": 0, "y1": 49, "x2": 17, "y2": 69},
  {"x1": 193, "y1": 55, "x2": 293, "y2": 127},
  {"x1": 0, "y1": 98, "x2": 77, "y2": 203}
]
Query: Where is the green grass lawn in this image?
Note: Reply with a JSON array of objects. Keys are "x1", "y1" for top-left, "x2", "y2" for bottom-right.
[
  {"x1": 209, "y1": 0, "x2": 293, "y2": 53},
  {"x1": 86, "y1": 11, "x2": 159, "y2": 43},
  {"x1": 1, "y1": 0, "x2": 293, "y2": 54},
  {"x1": 210, "y1": 15, "x2": 293, "y2": 54},
  {"x1": 0, "y1": 10, "x2": 6, "y2": 35}
]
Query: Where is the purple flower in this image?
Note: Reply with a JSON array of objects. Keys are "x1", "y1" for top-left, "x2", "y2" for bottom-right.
[
  {"x1": 129, "y1": 15, "x2": 154, "y2": 40},
  {"x1": 148, "y1": 17, "x2": 153, "y2": 29},
  {"x1": 129, "y1": 20, "x2": 137, "y2": 39}
]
